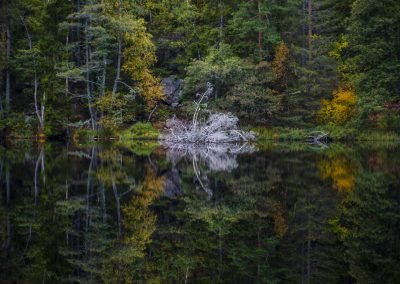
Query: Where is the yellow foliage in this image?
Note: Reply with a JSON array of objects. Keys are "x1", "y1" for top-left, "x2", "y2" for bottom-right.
[
  {"x1": 317, "y1": 88, "x2": 357, "y2": 125},
  {"x1": 96, "y1": 92, "x2": 134, "y2": 129},
  {"x1": 272, "y1": 42, "x2": 291, "y2": 90},
  {"x1": 101, "y1": 166, "x2": 165, "y2": 281},
  {"x1": 138, "y1": 71, "x2": 165, "y2": 109},
  {"x1": 329, "y1": 34, "x2": 349, "y2": 60},
  {"x1": 96, "y1": 149, "x2": 126, "y2": 186},
  {"x1": 318, "y1": 156, "x2": 356, "y2": 192},
  {"x1": 122, "y1": 18, "x2": 164, "y2": 110},
  {"x1": 272, "y1": 203, "x2": 288, "y2": 238},
  {"x1": 122, "y1": 166, "x2": 165, "y2": 252}
]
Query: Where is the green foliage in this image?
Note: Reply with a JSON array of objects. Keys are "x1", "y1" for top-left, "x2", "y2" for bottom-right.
[
  {"x1": 96, "y1": 92, "x2": 136, "y2": 130},
  {"x1": 340, "y1": 0, "x2": 400, "y2": 125},
  {"x1": 216, "y1": 84, "x2": 274, "y2": 125},
  {"x1": 254, "y1": 127, "x2": 308, "y2": 141},
  {"x1": 253, "y1": 125, "x2": 400, "y2": 142},
  {"x1": 227, "y1": 0, "x2": 281, "y2": 61},
  {"x1": 0, "y1": 0, "x2": 399, "y2": 137},
  {"x1": 2, "y1": 137, "x2": 400, "y2": 282},
  {"x1": 120, "y1": 140, "x2": 159, "y2": 156},
  {"x1": 335, "y1": 171, "x2": 400, "y2": 283},
  {"x1": 0, "y1": 113, "x2": 35, "y2": 138},
  {"x1": 377, "y1": 111, "x2": 400, "y2": 132},
  {"x1": 120, "y1": 122, "x2": 160, "y2": 140},
  {"x1": 183, "y1": 44, "x2": 247, "y2": 99}
]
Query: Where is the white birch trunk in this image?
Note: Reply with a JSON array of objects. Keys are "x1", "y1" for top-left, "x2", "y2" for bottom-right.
[
  {"x1": 85, "y1": 18, "x2": 96, "y2": 130},
  {"x1": 20, "y1": 16, "x2": 45, "y2": 131}
]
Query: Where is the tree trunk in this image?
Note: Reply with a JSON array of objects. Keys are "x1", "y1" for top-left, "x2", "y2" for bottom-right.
[
  {"x1": 257, "y1": 0, "x2": 263, "y2": 59},
  {"x1": 307, "y1": 0, "x2": 313, "y2": 63},
  {"x1": 112, "y1": 180, "x2": 122, "y2": 237},
  {"x1": 112, "y1": 0, "x2": 122, "y2": 96},
  {"x1": 301, "y1": 0, "x2": 307, "y2": 67},
  {"x1": 34, "y1": 149, "x2": 42, "y2": 201},
  {"x1": 85, "y1": 146, "x2": 95, "y2": 250},
  {"x1": 101, "y1": 183, "x2": 106, "y2": 222},
  {"x1": 100, "y1": 55, "x2": 107, "y2": 98},
  {"x1": 85, "y1": 18, "x2": 96, "y2": 130},
  {"x1": 147, "y1": 103, "x2": 159, "y2": 122},
  {"x1": 218, "y1": 0, "x2": 223, "y2": 45},
  {"x1": 65, "y1": 32, "x2": 69, "y2": 97},
  {"x1": 20, "y1": 16, "x2": 45, "y2": 131},
  {"x1": 5, "y1": 166, "x2": 10, "y2": 204},
  {"x1": 5, "y1": 11, "x2": 11, "y2": 111}
]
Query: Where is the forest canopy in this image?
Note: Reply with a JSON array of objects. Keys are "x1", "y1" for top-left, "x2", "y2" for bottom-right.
[{"x1": 0, "y1": 0, "x2": 399, "y2": 138}]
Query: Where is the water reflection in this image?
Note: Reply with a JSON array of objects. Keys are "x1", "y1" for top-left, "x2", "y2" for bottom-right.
[
  {"x1": 165, "y1": 142, "x2": 255, "y2": 199},
  {"x1": 0, "y1": 141, "x2": 399, "y2": 283}
]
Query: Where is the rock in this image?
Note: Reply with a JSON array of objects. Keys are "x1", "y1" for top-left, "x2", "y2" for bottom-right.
[
  {"x1": 162, "y1": 75, "x2": 183, "y2": 106},
  {"x1": 162, "y1": 167, "x2": 182, "y2": 198}
]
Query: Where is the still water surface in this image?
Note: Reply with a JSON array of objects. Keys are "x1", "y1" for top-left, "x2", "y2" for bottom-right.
[{"x1": 0, "y1": 141, "x2": 399, "y2": 283}]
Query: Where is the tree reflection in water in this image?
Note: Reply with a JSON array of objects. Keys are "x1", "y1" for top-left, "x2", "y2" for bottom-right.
[
  {"x1": 0, "y1": 141, "x2": 399, "y2": 283},
  {"x1": 164, "y1": 142, "x2": 255, "y2": 199}
]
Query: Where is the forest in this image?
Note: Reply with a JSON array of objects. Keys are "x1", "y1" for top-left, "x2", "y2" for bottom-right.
[
  {"x1": 0, "y1": 0, "x2": 399, "y2": 139},
  {"x1": 2, "y1": 1, "x2": 400, "y2": 283}
]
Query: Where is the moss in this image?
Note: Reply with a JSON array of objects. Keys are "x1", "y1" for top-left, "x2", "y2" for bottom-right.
[
  {"x1": 120, "y1": 122, "x2": 160, "y2": 140},
  {"x1": 253, "y1": 126, "x2": 400, "y2": 142}
]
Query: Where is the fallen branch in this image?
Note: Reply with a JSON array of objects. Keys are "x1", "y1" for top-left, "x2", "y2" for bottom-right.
[
  {"x1": 161, "y1": 84, "x2": 256, "y2": 144},
  {"x1": 305, "y1": 131, "x2": 329, "y2": 145}
]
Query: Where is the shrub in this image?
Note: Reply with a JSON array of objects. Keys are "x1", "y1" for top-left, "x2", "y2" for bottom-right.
[
  {"x1": 120, "y1": 122, "x2": 160, "y2": 140},
  {"x1": 183, "y1": 44, "x2": 247, "y2": 99},
  {"x1": 317, "y1": 88, "x2": 357, "y2": 125}
]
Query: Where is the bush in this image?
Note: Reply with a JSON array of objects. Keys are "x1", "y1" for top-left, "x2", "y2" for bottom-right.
[
  {"x1": 317, "y1": 88, "x2": 357, "y2": 125},
  {"x1": 96, "y1": 92, "x2": 137, "y2": 131},
  {"x1": 183, "y1": 44, "x2": 247, "y2": 99},
  {"x1": 152, "y1": 104, "x2": 173, "y2": 122},
  {"x1": 120, "y1": 122, "x2": 160, "y2": 140}
]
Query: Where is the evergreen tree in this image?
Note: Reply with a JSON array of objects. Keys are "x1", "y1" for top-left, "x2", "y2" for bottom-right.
[{"x1": 343, "y1": 0, "x2": 400, "y2": 126}]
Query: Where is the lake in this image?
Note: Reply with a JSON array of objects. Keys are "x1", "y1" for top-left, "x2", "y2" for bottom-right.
[{"x1": 0, "y1": 140, "x2": 399, "y2": 283}]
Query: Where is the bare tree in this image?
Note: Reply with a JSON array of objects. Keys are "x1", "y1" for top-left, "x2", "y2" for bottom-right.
[
  {"x1": 161, "y1": 84, "x2": 256, "y2": 144},
  {"x1": 164, "y1": 142, "x2": 255, "y2": 198}
]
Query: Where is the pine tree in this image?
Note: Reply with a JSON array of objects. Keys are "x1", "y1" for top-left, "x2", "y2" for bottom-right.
[{"x1": 343, "y1": 0, "x2": 400, "y2": 126}]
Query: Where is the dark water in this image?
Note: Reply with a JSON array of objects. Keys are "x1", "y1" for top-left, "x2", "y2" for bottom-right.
[{"x1": 0, "y1": 141, "x2": 399, "y2": 283}]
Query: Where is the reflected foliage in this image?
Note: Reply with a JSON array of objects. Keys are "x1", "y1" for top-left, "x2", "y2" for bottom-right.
[{"x1": 0, "y1": 141, "x2": 399, "y2": 283}]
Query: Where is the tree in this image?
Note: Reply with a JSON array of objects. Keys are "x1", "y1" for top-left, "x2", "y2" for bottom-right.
[
  {"x1": 317, "y1": 87, "x2": 357, "y2": 125},
  {"x1": 0, "y1": 0, "x2": 12, "y2": 113},
  {"x1": 335, "y1": 171, "x2": 400, "y2": 282},
  {"x1": 184, "y1": 44, "x2": 246, "y2": 99},
  {"x1": 271, "y1": 41, "x2": 293, "y2": 91},
  {"x1": 121, "y1": 17, "x2": 164, "y2": 111},
  {"x1": 227, "y1": 0, "x2": 281, "y2": 61},
  {"x1": 342, "y1": 0, "x2": 400, "y2": 126}
]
